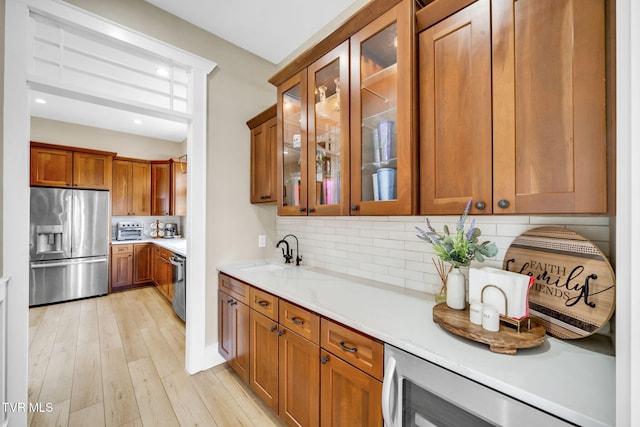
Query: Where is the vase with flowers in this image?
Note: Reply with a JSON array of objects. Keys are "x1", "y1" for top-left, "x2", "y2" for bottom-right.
[{"x1": 416, "y1": 200, "x2": 498, "y2": 309}]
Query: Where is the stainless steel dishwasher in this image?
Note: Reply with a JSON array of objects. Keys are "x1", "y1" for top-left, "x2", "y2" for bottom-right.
[{"x1": 169, "y1": 254, "x2": 186, "y2": 322}]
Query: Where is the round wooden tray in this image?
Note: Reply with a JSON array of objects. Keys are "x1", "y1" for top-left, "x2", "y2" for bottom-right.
[{"x1": 433, "y1": 303, "x2": 546, "y2": 355}]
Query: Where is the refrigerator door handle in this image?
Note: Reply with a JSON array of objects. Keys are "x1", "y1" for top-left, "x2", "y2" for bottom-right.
[{"x1": 30, "y1": 258, "x2": 108, "y2": 269}]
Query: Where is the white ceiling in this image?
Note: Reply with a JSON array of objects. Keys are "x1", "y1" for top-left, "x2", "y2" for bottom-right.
[
  {"x1": 31, "y1": 0, "x2": 360, "y2": 142},
  {"x1": 144, "y1": 0, "x2": 360, "y2": 65},
  {"x1": 31, "y1": 90, "x2": 189, "y2": 142}
]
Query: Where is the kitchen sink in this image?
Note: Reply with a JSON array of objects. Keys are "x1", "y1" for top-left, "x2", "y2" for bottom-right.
[{"x1": 241, "y1": 263, "x2": 287, "y2": 272}]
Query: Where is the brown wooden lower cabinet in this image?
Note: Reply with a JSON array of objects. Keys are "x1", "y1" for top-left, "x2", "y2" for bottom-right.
[
  {"x1": 278, "y1": 327, "x2": 320, "y2": 427},
  {"x1": 249, "y1": 310, "x2": 279, "y2": 412},
  {"x1": 152, "y1": 246, "x2": 176, "y2": 301},
  {"x1": 111, "y1": 244, "x2": 134, "y2": 291},
  {"x1": 133, "y1": 243, "x2": 153, "y2": 284},
  {"x1": 218, "y1": 289, "x2": 250, "y2": 383},
  {"x1": 320, "y1": 349, "x2": 382, "y2": 427},
  {"x1": 111, "y1": 243, "x2": 161, "y2": 293},
  {"x1": 219, "y1": 272, "x2": 384, "y2": 426}
]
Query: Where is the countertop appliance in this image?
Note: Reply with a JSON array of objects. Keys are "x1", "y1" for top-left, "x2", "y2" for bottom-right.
[
  {"x1": 164, "y1": 223, "x2": 177, "y2": 238},
  {"x1": 169, "y1": 253, "x2": 186, "y2": 322},
  {"x1": 29, "y1": 187, "x2": 109, "y2": 306},
  {"x1": 382, "y1": 344, "x2": 572, "y2": 426},
  {"x1": 116, "y1": 221, "x2": 143, "y2": 241}
]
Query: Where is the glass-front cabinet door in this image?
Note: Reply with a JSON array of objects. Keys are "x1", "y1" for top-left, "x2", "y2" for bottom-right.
[
  {"x1": 277, "y1": 71, "x2": 308, "y2": 215},
  {"x1": 350, "y1": 0, "x2": 417, "y2": 215},
  {"x1": 307, "y1": 41, "x2": 350, "y2": 215}
]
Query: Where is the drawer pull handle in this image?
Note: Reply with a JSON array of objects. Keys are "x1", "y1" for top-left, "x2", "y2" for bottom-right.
[
  {"x1": 291, "y1": 317, "x2": 304, "y2": 325},
  {"x1": 258, "y1": 300, "x2": 269, "y2": 307},
  {"x1": 339, "y1": 341, "x2": 358, "y2": 353},
  {"x1": 270, "y1": 325, "x2": 277, "y2": 333}
]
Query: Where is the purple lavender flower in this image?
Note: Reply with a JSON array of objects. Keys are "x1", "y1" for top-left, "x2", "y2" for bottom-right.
[{"x1": 466, "y1": 218, "x2": 476, "y2": 242}]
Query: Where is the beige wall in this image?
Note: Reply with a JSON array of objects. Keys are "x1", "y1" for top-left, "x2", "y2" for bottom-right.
[
  {"x1": 31, "y1": 117, "x2": 184, "y2": 160},
  {"x1": 63, "y1": 0, "x2": 278, "y2": 361}
]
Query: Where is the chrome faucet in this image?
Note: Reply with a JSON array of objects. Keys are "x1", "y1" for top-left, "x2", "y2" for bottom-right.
[{"x1": 276, "y1": 234, "x2": 302, "y2": 266}]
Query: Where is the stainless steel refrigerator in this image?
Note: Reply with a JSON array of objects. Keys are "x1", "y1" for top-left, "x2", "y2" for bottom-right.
[{"x1": 29, "y1": 187, "x2": 109, "y2": 306}]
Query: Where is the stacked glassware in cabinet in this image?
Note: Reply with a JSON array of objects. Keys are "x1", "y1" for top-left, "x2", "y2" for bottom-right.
[{"x1": 358, "y1": 22, "x2": 399, "y2": 204}]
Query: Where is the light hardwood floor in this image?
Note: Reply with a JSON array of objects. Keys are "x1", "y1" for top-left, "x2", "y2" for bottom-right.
[{"x1": 28, "y1": 287, "x2": 285, "y2": 427}]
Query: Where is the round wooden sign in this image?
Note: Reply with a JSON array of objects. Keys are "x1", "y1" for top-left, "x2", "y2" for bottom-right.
[{"x1": 503, "y1": 227, "x2": 615, "y2": 339}]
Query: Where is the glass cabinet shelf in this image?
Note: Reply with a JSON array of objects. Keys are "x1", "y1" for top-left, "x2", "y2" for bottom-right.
[
  {"x1": 362, "y1": 158, "x2": 398, "y2": 171},
  {"x1": 362, "y1": 106, "x2": 398, "y2": 129},
  {"x1": 361, "y1": 63, "x2": 398, "y2": 96}
]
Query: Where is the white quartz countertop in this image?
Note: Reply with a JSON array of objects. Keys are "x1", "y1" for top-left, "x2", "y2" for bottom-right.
[
  {"x1": 217, "y1": 260, "x2": 615, "y2": 427},
  {"x1": 112, "y1": 238, "x2": 187, "y2": 257}
]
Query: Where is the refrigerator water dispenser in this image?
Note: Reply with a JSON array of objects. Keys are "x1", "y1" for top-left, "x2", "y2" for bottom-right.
[{"x1": 36, "y1": 225, "x2": 63, "y2": 254}]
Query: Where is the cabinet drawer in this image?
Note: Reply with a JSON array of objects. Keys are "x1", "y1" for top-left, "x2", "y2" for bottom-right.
[
  {"x1": 112, "y1": 244, "x2": 133, "y2": 254},
  {"x1": 321, "y1": 318, "x2": 384, "y2": 381},
  {"x1": 218, "y1": 273, "x2": 250, "y2": 305},
  {"x1": 250, "y1": 287, "x2": 279, "y2": 321},
  {"x1": 279, "y1": 300, "x2": 320, "y2": 344}
]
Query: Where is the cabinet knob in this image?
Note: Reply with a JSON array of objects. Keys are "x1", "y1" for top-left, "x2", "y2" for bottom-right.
[
  {"x1": 309, "y1": 208, "x2": 316, "y2": 213},
  {"x1": 350, "y1": 205, "x2": 359, "y2": 211},
  {"x1": 474, "y1": 200, "x2": 486, "y2": 210},
  {"x1": 320, "y1": 356, "x2": 329, "y2": 365},
  {"x1": 278, "y1": 330, "x2": 284, "y2": 337},
  {"x1": 128, "y1": 254, "x2": 132, "y2": 257},
  {"x1": 226, "y1": 299, "x2": 233, "y2": 305},
  {"x1": 497, "y1": 199, "x2": 510, "y2": 209},
  {"x1": 270, "y1": 325, "x2": 277, "y2": 333},
  {"x1": 299, "y1": 208, "x2": 306, "y2": 213}
]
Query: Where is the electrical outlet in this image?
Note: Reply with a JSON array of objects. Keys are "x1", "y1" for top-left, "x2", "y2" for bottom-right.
[{"x1": 258, "y1": 235, "x2": 266, "y2": 248}]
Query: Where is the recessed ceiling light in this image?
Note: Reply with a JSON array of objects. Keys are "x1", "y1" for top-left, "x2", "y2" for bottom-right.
[
  {"x1": 134, "y1": 119, "x2": 142, "y2": 125},
  {"x1": 34, "y1": 98, "x2": 47, "y2": 104},
  {"x1": 156, "y1": 67, "x2": 169, "y2": 77}
]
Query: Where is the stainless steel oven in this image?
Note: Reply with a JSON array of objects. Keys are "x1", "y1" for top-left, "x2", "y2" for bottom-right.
[{"x1": 382, "y1": 344, "x2": 573, "y2": 427}]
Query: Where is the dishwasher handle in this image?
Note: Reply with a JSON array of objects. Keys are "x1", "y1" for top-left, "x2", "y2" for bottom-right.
[{"x1": 169, "y1": 256, "x2": 185, "y2": 267}]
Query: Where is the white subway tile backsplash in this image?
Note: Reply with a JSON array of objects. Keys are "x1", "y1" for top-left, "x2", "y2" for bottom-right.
[{"x1": 277, "y1": 215, "x2": 612, "y2": 294}]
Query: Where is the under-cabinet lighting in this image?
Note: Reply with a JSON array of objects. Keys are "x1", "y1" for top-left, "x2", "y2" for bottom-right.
[
  {"x1": 156, "y1": 67, "x2": 169, "y2": 77},
  {"x1": 34, "y1": 98, "x2": 47, "y2": 104}
]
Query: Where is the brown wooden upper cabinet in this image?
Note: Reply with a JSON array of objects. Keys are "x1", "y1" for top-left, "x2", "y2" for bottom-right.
[
  {"x1": 171, "y1": 158, "x2": 187, "y2": 216},
  {"x1": 350, "y1": 0, "x2": 418, "y2": 215},
  {"x1": 274, "y1": 0, "x2": 418, "y2": 216},
  {"x1": 151, "y1": 161, "x2": 171, "y2": 216},
  {"x1": 30, "y1": 142, "x2": 114, "y2": 190},
  {"x1": 247, "y1": 105, "x2": 278, "y2": 204},
  {"x1": 112, "y1": 158, "x2": 151, "y2": 216},
  {"x1": 418, "y1": 0, "x2": 609, "y2": 215}
]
